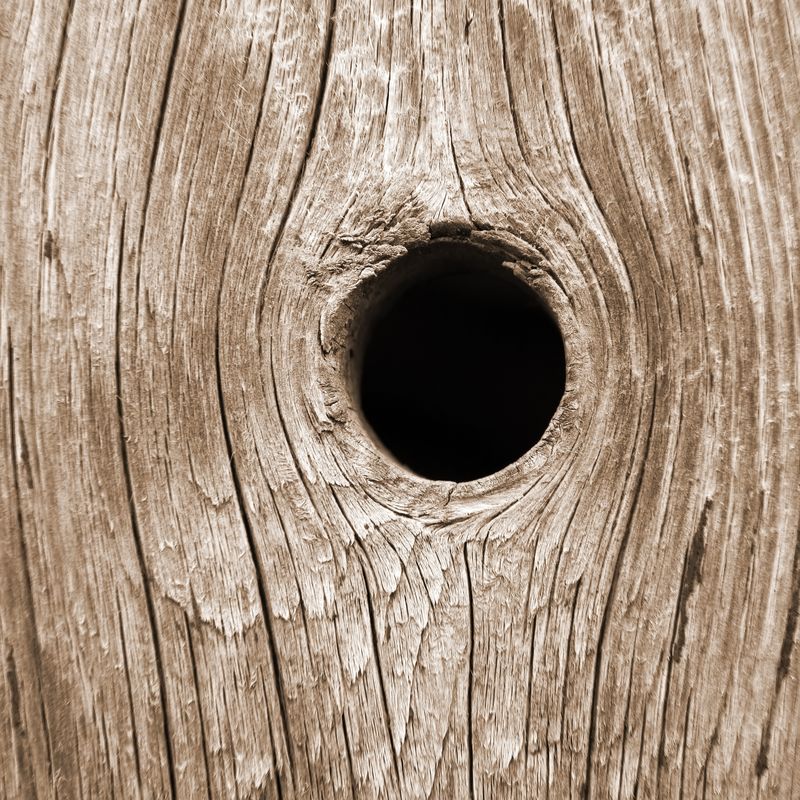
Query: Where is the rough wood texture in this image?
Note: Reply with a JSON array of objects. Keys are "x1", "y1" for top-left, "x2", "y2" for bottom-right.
[{"x1": 2, "y1": 0, "x2": 799, "y2": 797}]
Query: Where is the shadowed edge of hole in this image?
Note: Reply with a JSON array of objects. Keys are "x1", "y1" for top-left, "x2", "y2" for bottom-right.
[{"x1": 354, "y1": 241, "x2": 567, "y2": 482}]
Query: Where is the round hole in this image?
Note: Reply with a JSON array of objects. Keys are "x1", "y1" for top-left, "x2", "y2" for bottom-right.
[{"x1": 356, "y1": 242, "x2": 566, "y2": 482}]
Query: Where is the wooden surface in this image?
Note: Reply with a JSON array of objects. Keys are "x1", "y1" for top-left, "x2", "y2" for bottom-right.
[{"x1": 2, "y1": 0, "x2": 799, "y2": 797}]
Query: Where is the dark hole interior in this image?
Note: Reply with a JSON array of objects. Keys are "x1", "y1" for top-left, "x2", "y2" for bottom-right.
[{"x1": 358, "y1": 245, "x2": 566, "y2": 482}]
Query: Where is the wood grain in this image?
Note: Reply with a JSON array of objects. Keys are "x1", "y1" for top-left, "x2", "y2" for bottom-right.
[{"x1": 2, "y1": 0, "x2": 798, "y2": 797}]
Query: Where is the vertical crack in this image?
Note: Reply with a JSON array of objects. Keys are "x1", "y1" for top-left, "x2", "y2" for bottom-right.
[
  {"x1": 184, "y1": 610, "x2": 213, "y2": 800},
  {"x1": 583, "y1": 375, "x2": 657, "y2": 798},
  {"x1": 138, "y1": 0, "x2": 188, "y2": 249},
  {"x1": 114, "y1": 212, "x2": 177, "y2": 798},
  {"x1": 256, "y1": 0, "x2": 338, "y2": 332},
  {"x1": 756, "y1": 525, "x2": 800, "y2": 776},
  {"x1": 6, "y1": 335, "x2": 53, "y2": 787},
  {"x1": 463, "y1": 543, "x2": 476, "y2": 800}
]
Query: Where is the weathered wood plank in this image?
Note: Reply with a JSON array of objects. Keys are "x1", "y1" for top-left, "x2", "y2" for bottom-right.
[{"x1": 2, "y1": 0, "x2": 798, "y2": 797}]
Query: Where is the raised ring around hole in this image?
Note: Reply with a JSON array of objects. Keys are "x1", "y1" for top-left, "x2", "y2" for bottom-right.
[{"x1": 352, "y1": 240, "x2": 566, "y2": 482}]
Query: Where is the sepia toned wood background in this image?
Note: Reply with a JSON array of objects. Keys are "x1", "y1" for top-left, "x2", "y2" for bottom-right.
[{"x1": 1, "y1": 0, "x2": 798, "y2": 796}]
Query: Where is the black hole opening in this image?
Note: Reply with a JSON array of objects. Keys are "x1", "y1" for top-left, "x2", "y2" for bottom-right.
[{"x1": 358, "y1": 244, "x2": 566, "y2": 482}]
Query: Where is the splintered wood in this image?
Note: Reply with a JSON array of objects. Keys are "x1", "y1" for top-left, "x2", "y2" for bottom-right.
[{"x1": 1, "y1": 0, "x2": 798, "y2": 797}]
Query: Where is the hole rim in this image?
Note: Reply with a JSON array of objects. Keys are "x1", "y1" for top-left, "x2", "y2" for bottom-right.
[
  {"x1": 320, "y1": 233, "x2": 586, "y2": 508},
  {"x1": 314, "y1": 226, "x2": 591, "y2": 522}
]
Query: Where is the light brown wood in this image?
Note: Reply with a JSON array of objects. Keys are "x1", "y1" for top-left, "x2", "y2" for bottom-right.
[{"x1": 2, "y1": 0, "x2": 799, "y2": 797}]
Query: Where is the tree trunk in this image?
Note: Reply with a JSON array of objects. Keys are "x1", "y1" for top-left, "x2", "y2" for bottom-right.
[{"x1": 2, "y1": 0, "x2": 798, "y2": 797}]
